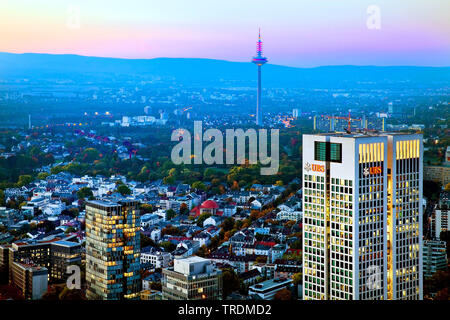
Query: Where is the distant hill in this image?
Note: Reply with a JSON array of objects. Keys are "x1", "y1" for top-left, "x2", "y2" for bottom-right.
[{"x1": 0, "y1": 52, "x2": 449, "y2": 88}]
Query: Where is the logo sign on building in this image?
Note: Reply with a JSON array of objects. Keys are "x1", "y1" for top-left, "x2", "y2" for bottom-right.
[
  {"x1": 304, "y1": 162, "x2": 311, "y2": 172},
  {"x1": 304, "y1": 162, "x2": 325, "y2": 173},
  {"x1": 363, "y1": 166, "x2": 382, "y2": 176}
]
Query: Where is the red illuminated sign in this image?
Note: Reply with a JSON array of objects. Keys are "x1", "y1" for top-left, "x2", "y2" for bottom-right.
[
  {"x1": 370, "y1": 166, "x2": 382, "y2": 174},
  {"x1": 312, "y1": 164, "x2": 325, "y2": 172}
]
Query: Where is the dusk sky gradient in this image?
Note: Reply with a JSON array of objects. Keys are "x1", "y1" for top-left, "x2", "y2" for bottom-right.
[{"x1": 1, "y1": 0, "x2": 449, "y2": 67}]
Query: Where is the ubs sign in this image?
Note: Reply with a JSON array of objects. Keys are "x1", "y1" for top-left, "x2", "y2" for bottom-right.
[
  {"x1": 304, "y1": 162, "x2": 325, "y2": 173},
  {"x1": 363, "y1": 166, "x2": 382, "y2": 176}
]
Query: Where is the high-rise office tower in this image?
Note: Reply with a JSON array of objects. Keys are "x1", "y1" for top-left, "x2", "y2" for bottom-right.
[
  {"x1": 302, "y1": 132, "x2": 423, "y2": 300},
  {"x1": 85, "y1": 200, "x2": 141, "y2": 300},
  {"x1": 252, "y1": 29, "x2": 267, "y2": 126}
]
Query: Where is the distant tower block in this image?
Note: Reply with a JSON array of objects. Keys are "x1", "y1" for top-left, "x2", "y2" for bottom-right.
[
  {"x1": 388, "y1": 102, "x2": 394, "y2": 114},
  {"x1": 252, "y1": 29, "x2": 268, "y2": 126},
  {"x1": 293, "y1": 108, "x2": 299, "y2": 118},
  {"x1": 28, "y1": 114, "x2": 31, "y2": 129}
]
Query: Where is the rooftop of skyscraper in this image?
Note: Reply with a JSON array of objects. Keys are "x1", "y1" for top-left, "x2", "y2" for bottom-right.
[{"x1": 309, "y1": 131, "x2": 421, "y2": 138}]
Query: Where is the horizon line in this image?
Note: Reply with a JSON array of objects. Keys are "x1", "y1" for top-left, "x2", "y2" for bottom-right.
[{"x1": 1, "y1": 51, "x2": 449, "y2": 69}]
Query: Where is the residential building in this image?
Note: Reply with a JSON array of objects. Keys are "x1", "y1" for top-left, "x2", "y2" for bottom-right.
[
  {"x1": 140, "y1": 246, "x2": 171, "y2": 269},
  {"x1": 276, "y1": 210, "x2": 303, "y2": 222}
]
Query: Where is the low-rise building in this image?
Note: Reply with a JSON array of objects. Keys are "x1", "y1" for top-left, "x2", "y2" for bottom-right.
[
  {"x1": 423, "y1": 240, "x2": 448, "y2": 278},
  {"x1": 424, "y1": 166, "x2": 450, "y2": 186},
  {"x1": 276, "y1": 210, "x2": 302, "y2": 222},
  {"x1": 50, "y1": 240, "x2": 82, "y2": 282},
  {"x1": 140, "y1": 289, "x2": 162, "y2": 300},
  {"x1": 248, "y1": 277, "x2": 293, "y2": 300},
  {"x1": 140, "y1": 247, "x2": 171, "y2": 269},
  {"x1": 431, "y1": 206, "x2": 449, "y2": 239},
  {"x1": 10, "y1": 262, "x2": 48, "y2": 300},
  {"x1": 162, "y1": 256, "x2": 222, "y2": 300}
]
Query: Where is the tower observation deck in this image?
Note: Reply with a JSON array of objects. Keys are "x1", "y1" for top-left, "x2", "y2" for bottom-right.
[{"x1": 252, "y1": 29, "x2": 268, "y2": 126}]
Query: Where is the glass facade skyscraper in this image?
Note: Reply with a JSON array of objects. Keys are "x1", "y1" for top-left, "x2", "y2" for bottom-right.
[{"x1": 86, "y1": 200, "x2": 141, "y2": 300}]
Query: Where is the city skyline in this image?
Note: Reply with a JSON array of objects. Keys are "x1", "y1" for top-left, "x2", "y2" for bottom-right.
[{"x1": 1, "y1": 0, "x2": 450, "y2": 67}]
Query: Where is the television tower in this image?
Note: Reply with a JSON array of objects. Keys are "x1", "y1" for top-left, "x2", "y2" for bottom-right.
[{"x1": 252, "y1": 28, "x2": 268, "y2": 126}]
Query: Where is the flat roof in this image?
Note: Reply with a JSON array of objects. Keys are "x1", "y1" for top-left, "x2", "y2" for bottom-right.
[
  {"x1": 51, "y1": 240, "x2": 81, "y2": 248},
  {"x1": 249, "y1": 277, "x2": 292, "y2": 291},
  {"x1": 307, "y1": 131, "x2": 420, "y2": 139},
  {"x1": 177, "y1": 256, "x2": 209, "y2": 264},
  {"x1": 86, "y1": 200, "x2": 121, "y2": 207}
]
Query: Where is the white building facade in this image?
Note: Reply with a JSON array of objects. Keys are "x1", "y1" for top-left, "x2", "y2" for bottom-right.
[{"x1": 302, "y1": 132, "x2": 423, "y2": 300}]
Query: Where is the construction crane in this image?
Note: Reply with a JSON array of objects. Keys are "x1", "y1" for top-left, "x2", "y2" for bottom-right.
[{"x1": 321, "y1": 111, "x2": 361, "y2": 133}]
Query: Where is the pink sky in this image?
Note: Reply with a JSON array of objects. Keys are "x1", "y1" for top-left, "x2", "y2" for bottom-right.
[{"x1": 0, "y1": 0, "x2": 449, "y2": 67}]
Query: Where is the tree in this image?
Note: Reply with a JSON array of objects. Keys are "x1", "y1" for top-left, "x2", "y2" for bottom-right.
[
  {"x1": 191, "y1": 181, "x2": 206, "y2": 191},
  {"x1": 40, "y1": 220, "x2": 55, "y2": 233},
  {"x1": 292, "y1": 272, "x2": 302, "y2": 286},
  {"x1": 196, "y1": 245, "x2": 208, "y2": 257},
  {"x1": 163, "y1": 175, "x2": 175, "y2": 185},
  {"x1": 166, "y1": 209, "x2": 176, "y2": 220},
  {"x1": 161, "y1": 225, "x2": 182, "y2": 236},
  {"x1": 42, "y1": 284, "x2": 84, "y2": 300},
  {"x1": 17, "y1": 175, "x2": 32, "y2": 187},
  {"x1": 37, "y1": 172, "x2": 50, "y2": 180},
  {"x1": 255, "y1": 256, "x2": 267, "y2": 263},
  {"x1": 77, "y1": 187, "x2": 93, "y2": 200},
  {"x1": 117, "y1": 185, "x2": 131, "y2": 196},
  {"x1": 79, "y1": 147, "x2": 100, "y2": 163},
  {"x1": 0, "y1": 189, "x2": 5, "y2": 206},
  {"x1": 196, "y1": 212, "x2": 212, "y2": 227},
  {"x1": 290, "y1": 239, "x2": 302, "y2": 250},
  {"x1": 141, "y1": 233, "x2": 156, "y2": 248},
  {"x1": 140, "y1": 203, "x2": 153, "y2": 214},
  {"x1": 274, "y1": 288, "x2": 292, "y2": 300},
  {"x1": 221, "y1": 217, "x2": 235, "y2": 232},
  {"x1": 150, "y1": 282, "x2": 162, "y2": 291},
  {"x1": 160, "y1": 241, "x2": 176, "y2": 252},
  {"x1": 222, "y1": 269, "x2": 240, "y2": 298},
  {"x1": 179, "y1": 203, "x2": 189, "y2": 215},
  {"x1": 423, "y1": 180, "x2": 441, "y2": 201},
  {"x1": 440, "y1": 231, "x2": 450, "y2": 257}
]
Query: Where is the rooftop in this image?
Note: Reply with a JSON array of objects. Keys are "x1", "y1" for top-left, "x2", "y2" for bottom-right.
[
  {"x1": 51, "y1": 240, "x2": 81, "y2": 248},
  {"x1": 306, "y1": 131, "x2": 421, "y2": 139}
]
